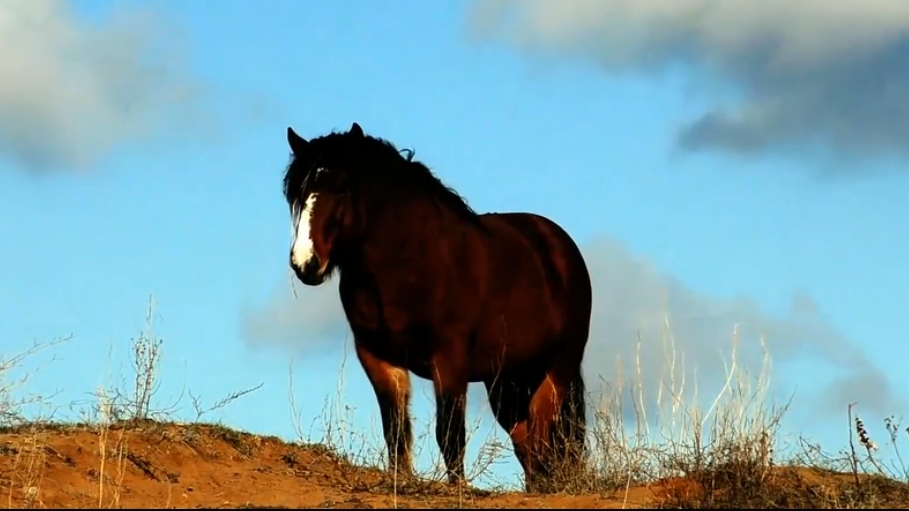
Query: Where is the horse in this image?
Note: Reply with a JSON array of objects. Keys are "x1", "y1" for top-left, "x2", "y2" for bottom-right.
[{"x1": 282, "y1": 122, "x2": 592, "y2": 492}]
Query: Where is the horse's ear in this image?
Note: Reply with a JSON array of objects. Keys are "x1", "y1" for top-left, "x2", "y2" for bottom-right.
[
  {"x1": 349, "y1": 122, "x2": 364, "y2": 138},
  {"x1": 287, "y1": 127, "x2": 308, "y2": 154}
]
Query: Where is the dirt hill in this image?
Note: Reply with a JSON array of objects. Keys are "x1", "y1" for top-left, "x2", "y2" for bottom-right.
[{"x1": 1, "y1": 421, "x2": 906, "y2": 509}]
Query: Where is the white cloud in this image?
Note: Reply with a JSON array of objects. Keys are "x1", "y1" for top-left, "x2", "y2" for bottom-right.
[
  {"x1": 0, "y1": 0, "x2": 205, "y2": 172},
  {"x1": 468, "y1": 0, "x2": 909, "y2": 164},
  {"x1": 242, "y1": 271, "x2": 350, "y2": 357}
]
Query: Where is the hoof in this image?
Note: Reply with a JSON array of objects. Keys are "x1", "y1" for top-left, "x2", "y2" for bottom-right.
[
  {"x1": 385, "y1": 466, "x2": 416, "y2": 485},
  {"x1": 524, "y1": 474, "x2": 556, "y2": 494},
  {"x1": 446, "y1": 474, "x2": 467, "y2": 487}
]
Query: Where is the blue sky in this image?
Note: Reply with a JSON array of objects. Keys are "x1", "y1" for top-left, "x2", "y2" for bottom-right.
[{"x1": 3, "y1": 0, "x2": 909, "y2": 489}]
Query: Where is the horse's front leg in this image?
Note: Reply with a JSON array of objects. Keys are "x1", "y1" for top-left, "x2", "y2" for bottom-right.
[
  {"x1": 431, "y1": 348, "x2": 469, "y2": 485},
  {"x1": 355, "y1": 341, "x2": 413, "y2": 477}
]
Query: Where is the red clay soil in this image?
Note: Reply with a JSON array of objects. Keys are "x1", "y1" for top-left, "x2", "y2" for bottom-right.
[
  {"x1": 0, "y1": 421, "x2": 654, "y2": 509},
  {"x1": 0, "y1": 421, "x2": 895, "y2": 509}
]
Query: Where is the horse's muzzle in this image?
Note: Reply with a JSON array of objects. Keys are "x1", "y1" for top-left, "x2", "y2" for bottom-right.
[{"x1": 291, "y1": 254, "x2": 326, "y2": 286}]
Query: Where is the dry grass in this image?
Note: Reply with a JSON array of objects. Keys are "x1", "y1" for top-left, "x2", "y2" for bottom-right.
[{"x1": 2, "y1": 302, "x2": 908, "y2": 508}]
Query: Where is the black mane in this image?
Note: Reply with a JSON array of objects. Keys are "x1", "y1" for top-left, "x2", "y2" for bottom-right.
[{"x1": 283, "y1": 129, "x2": 482, "y2": 225}]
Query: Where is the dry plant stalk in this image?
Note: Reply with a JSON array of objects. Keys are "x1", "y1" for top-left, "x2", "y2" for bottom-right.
[
  {"x1": 96, "y1": 386, "x2": 129, "y2": 509},
  {"x1": 132, "y1": 296, "x2": 163, "y2": 421}
]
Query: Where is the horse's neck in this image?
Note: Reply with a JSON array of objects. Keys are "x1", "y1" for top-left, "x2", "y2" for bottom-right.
[{"x1": 355, "y1": 196, "x2": 459, "y2": 268}]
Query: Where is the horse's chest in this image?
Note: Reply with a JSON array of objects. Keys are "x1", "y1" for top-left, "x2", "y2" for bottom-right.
[
  {"x1": 341, "y1": 270, "x2": 431, "y2": 323},
  {"x1": 340, "y1": 285, "x2": 382, "y2": 331},
  {"x1": 340, "y1": 282, "x2": 435, "y2": 371},
  {"x1": 340, "y1": 283, "x2": 427, "y2": 338}
]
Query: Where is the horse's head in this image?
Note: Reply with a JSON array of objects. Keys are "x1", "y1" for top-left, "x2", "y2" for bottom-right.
[
  {"x1": 282, "y1": 121, "x2": 480, "y2": 286},
  {"x1": 283, "y1": 122, "x2": 365, "y2": 286}
]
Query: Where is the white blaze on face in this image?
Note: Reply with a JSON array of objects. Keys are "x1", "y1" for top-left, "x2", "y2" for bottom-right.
[{"x1": 290, "y1": 193, "x2": 319, "y2": 270}]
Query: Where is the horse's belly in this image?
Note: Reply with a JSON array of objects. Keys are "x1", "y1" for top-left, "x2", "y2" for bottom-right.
[
  {"x1": 469, "y1": 310, "x2": 558, "y2": 378},
  {"x1": 406, "y1": 362, "x2": 435, "y2": 380}
]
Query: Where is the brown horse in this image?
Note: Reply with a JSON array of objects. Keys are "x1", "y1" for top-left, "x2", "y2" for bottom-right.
[{"x1": 282, "y1": 122, "x2": 592, "y2": 492}]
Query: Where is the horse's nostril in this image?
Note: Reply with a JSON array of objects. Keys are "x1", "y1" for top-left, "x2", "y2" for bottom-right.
[{"x1": 303, "y1": 255, "x2": 321, "y2": 275}]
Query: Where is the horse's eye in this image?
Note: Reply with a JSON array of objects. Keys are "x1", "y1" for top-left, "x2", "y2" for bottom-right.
[
  {"x1": 324, "y1": 175, "x2": 347, "y2": 192},
  {"x1": 330, "y1": 179, "x2": 346, "y2": 192}
]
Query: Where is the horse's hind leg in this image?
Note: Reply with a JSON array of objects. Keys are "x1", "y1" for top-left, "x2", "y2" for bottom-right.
[
  {"x1": 526, "y1": 365, "x2": 586, "y2": 492},
  {"x1": 484, "y1": 378, "x2": 533, "y2": 477},
  {"x1": 355, "y1": 342, "x2": 413, "y2": 477}
]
